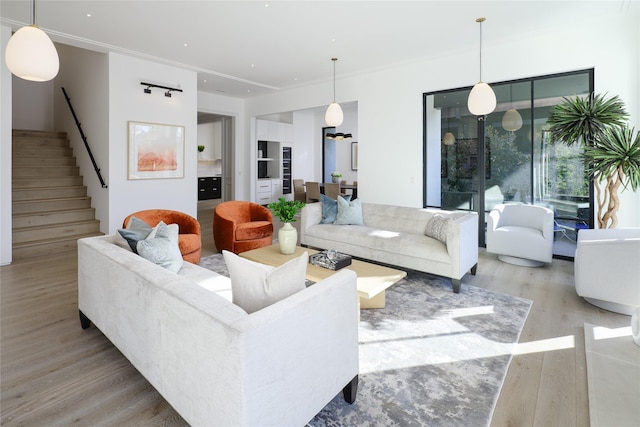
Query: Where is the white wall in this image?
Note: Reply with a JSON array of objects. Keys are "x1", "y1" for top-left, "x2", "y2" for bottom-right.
[
  {"x1": 53, "y1": 44, "x2": 110, "y2": 233},
  {"x1": 244, "y1": 6, "x2": 640, "y2": 226},
  {"x1": 107, "y1": 53, "x2": 198, "y2": 233},
  {"x1": 12, "y1": 76, "x2": 54, "y2": 130},
  {"x1": 0, "y1": 25, "x2": 12, "y2": 265}
]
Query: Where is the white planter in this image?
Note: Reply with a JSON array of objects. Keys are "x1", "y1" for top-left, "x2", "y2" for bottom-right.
[
  {"x1": 332, "y1": 176, "x2": 341, "y2": 183},
  {"x1": 278, "y1": 222, "x2": 297, "y2": 254}
]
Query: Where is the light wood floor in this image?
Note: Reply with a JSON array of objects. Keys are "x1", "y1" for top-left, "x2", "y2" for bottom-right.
[{"x1": 1, "y1": 203, "x2": 629, "y2": 426}]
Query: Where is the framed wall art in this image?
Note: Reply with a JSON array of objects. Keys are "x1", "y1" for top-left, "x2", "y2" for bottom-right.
[{"x1": 128, "y1": 121, "x2": 185, "y2": 180}]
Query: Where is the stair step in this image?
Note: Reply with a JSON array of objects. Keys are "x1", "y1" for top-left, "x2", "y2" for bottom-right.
[
  {"x1": 13, "y1": 136, "x2": 70, "y2": 148},
  {"x1": 13, "y1": 197, "x2": 92, "y2": 214},
  {"x1": 13, "y1": 208, "x2": 96, "y2": 228},
  {"x1": 12, "y1": 186, "x2": 88, "y2": 201},
  {"x1": 13, "y1": 157, "x2": 77, "y2": 167},
  {"x1": 13, "y1": 129, "x2": 67, "y2": 139},
  {"x1": 13, "y1": 165, "x2": 80, "y2": 178},
  {"x1": 13, "y1": 220, "x2": 101, "y2": 244},
  {"x1": 12, "y1": 232, "x2": 104, "y2": 261},
  {"x1": 12, "y1": 176, "x2": 84, "y2": 188},
  {"x1": 12, "y1": 147, "x2": 74, "y2": 158}
]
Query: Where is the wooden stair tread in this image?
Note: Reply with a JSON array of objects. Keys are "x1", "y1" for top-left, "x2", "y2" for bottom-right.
[{"x1": 12, "y1": 232, "x2": 104, "y2": 248}]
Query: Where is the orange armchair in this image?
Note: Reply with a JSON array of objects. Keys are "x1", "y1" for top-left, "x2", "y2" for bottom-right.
[
  {"x1": 213, "y1": 201, "x2": 273, "y2": 254},
  {"x1": 123, "y1": 209, "x2": 202, "y2": 264}
]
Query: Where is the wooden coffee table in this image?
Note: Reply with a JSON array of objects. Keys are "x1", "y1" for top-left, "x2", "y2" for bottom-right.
[{"x1": 240, "y1": 245, "x2": 406, "y2": 309}]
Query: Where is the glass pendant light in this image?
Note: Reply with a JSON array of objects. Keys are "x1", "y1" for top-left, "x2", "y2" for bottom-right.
[
  {"x1": 467, "y1": 17, "x2": 496, "y2": 116},
  {"x1": 502, "y1": 84, "x2": 523, "y2": 131},
  {"x1": 442, "y1": 108, "x2": 456, "y2": 145},
  {"x1": 325, "y1": 58, "x2": 344, "y2": 126},
  {"x1": 5, "y1": 0, "x2": 59, "y2": 82}
]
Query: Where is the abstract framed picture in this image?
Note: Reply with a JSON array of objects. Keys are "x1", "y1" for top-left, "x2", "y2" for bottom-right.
[{"x1": 128, "y1": 121, "x2": 184, "y2": 180}]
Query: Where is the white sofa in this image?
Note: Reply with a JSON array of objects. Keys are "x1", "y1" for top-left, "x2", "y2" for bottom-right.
[
  {"x1": 78, "y1": 234, "x2": 359, "y2": 427},
  {"x1": 574, "y1": 228, "x2": 640, "y2": 315},
  {"x1": 487, "y1": 203, "x2": 554, "y2": 266},
  {"x1": 300, "y1": 202, "x2": 478, "y2": 293}
]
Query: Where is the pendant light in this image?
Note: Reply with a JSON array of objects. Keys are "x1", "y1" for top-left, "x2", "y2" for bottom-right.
[
  {"x1": 502, "y1": 84, "x2": 523, "y2": 131},
  {"x1": 467, "y1": 17, "x2": 496, "y2": 116},
  {"x1": 325, "y1": 58, "x2": 344, "y2": 127},
  {"x1": 5, "y1": 0, "x2": 59, "y2": 82},
  {"x1": 442, "y1": 108, "x2": 456, "y2": 145}
]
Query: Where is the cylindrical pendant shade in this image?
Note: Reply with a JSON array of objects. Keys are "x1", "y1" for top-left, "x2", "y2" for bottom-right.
[
  {"x1": 467, "y1": 82, "x2": 496, "y2": 116},
  {"x1": 442, "y1": 132, "x2": 456, "y2": 146},
  {"x1": 5, "y1": 25, "x2": 59, "y2": 82},
  {"x1": 325, "y1": 102, "x2": 344, "y2": 127},
  {"x1": 502, "y1": 108, "x2": 523, "y2": 132}
]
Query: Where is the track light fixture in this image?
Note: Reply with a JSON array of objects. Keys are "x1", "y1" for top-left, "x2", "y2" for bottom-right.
[
  {"x1": 140, "y1": 82, "x2": 183, "y2": 96},
  {"x1": 325, "y1": 132, "x2": 352, "y2": 140}
]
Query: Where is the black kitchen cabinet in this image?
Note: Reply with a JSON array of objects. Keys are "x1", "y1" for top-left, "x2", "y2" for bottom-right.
[{"x1": 198, "y1": 177, "x2": 221, "y2": 200}]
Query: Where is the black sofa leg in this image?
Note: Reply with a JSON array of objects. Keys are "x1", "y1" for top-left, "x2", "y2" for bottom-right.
[
  {"x1": 470, "y1": 263, "x2": 478, "y2": 275},
  {"x1": 452, "y1": 279, "x2": 461, "y2": 294},
  {"x1": 342, "y1": 375, "x2": 358, "y2": 404},
  {"x1": 79, "y1": 310, "x2": 91, "y2": 329}
]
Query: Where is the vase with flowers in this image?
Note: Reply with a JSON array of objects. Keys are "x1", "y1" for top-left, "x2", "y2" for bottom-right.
[
  {"x1": 267, "y1": 197, "x2": 306, "y2": 254},
  {"x1": 331, "y1": 171, "x2": 342, "y2": 183}
]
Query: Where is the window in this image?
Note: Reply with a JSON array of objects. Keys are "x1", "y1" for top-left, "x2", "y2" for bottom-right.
[{"x1": 423, "y1": 69, "x2": 593, "y2": 258}]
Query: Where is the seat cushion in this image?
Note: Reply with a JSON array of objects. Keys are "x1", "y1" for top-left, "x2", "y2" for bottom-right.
[{"x1": 235, "y1": 221, "x2": 273, "y2": 241}]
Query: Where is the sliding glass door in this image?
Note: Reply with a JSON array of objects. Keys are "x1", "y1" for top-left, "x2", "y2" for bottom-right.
[{"x1": 424, "y1": 69, "x2": 593, "y2": 258}]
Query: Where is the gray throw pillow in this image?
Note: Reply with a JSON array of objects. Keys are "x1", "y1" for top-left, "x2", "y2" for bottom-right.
[
  {"x1": 117, "y1": 216, "x2": 152, "y2": 253},
  {"x1": 136, "y1": 223, "x2": 183, "y2": 273},
  {"x1": 425, "y1": 213, "x2": 465, "y2": 244}
]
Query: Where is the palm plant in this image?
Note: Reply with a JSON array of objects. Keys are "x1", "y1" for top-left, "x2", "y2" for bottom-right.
[{"x1": 547, "y1": 93, "x2": 639, "y2": 228}]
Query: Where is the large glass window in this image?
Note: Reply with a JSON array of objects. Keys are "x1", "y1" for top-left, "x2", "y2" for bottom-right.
[{"x1": 423, "y1": 70, "x2": 593, "y2": 258}]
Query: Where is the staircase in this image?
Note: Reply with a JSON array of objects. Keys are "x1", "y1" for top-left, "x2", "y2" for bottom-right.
[{"x1": 12, "y1": 129, "x2": 102, "y2": 260}]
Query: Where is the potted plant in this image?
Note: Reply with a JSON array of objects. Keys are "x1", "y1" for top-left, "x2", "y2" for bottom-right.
[
  {"x1": 547, "y1": 93, "x2": 640, "y2": 228},
  {"x1": 331, "y1": 171, "x2": 342, "y2": 183},
  {"x1": 267, "y1": 197, "x2": 306, "y2": 254},
  {"x1": 197, "y1": 145, "x2": 205, "y2": 159}
]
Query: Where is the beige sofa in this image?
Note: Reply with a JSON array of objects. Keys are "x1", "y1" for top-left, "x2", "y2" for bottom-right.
[
  {"x1": 78, "y1": 234, "x2": 359, "y2": 426},
  {"x1": 300, "y1": 202, "x2": 478, "y2": 293}
]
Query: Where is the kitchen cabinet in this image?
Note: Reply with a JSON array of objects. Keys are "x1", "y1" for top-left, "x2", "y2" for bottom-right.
[{"x1": 198, "y1": 177, "x2": 221, "y2": 200}]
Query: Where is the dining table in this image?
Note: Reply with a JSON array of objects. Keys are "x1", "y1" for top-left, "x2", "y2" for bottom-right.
[{"x1": 319, "y1": 182, "x2": 358, "y2": 199}]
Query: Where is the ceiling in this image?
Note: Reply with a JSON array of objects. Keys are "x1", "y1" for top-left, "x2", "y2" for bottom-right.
[{"x1": 1, "y1": 1, "x2": 635, "y2": 99}]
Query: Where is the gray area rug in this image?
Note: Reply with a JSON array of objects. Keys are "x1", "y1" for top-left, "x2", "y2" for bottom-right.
[{"x1": 199, "y1": 254, "x2": 532, "y2": 427}]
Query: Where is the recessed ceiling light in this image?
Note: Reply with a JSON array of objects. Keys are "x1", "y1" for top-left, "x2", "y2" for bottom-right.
[
  {"x1": 183, "y1": 43, "x2": 188, "y2": 47},
  {"x1": 264, "y1": 3, "x2": 269, "y2": 8},
  {"x1": 251, "y1": 64, "x2": 255, "y2": 68},
  {"x1": 86, "y1": 13, "x2": 92, "y2": 17},
  {"x1": 203, "y1": 79, "x2": 207, "y2": 83},
  {"x1": 247, "y1": 89, "x2": 251, "y2": 93}
]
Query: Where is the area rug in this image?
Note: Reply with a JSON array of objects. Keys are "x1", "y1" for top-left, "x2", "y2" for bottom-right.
[{"x1": 199, "y1": 254, "x2": 532, "y2": 426}]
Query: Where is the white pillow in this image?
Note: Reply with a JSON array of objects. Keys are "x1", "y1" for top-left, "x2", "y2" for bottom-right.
[
  {"x1": 222, "y1": 250, "x2": 308, "y2": 314},
  {"x1": 137, "y1": 223, "x2": 183, "y2": 273}
]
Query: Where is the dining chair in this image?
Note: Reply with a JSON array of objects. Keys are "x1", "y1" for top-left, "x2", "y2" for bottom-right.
[
  {"x1": 293, "y1": 179, "x2": 306, "y2": 202},
  {"x1": 306, "y1": 182, "x2": 321, "y2": 203},
  {"x1": 340, "y1": 180, "x2": 347, "y2": 196},
  {"x1": 324, "y1": 183, "x2": 340, "y2": 200}
]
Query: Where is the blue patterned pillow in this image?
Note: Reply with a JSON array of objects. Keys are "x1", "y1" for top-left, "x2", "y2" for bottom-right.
[
  {"x1": 321, "y1": 194, "x2": 351, "y2": 224},
  {"x1": 335, "y1": 197, "x2": 364, "y2": 225}
]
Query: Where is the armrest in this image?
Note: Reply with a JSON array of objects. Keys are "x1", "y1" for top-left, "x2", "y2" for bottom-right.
[
  {"x1": 213, "y1": 210, "x2": 238, "y2": 252},
  {"x1": 233, "y1": 269, "x2": 359, "y2": 425},
  {"x1": 446, "y1": 212, "x2": 479, "y2": 278},
  {"x1": 300, "y1": 202, "x2": 323, "y2": 244}
]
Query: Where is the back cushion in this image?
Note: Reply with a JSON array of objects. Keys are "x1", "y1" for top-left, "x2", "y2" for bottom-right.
[{"x1": 361, "y1": 203, "x2": 434, "y2": 234}]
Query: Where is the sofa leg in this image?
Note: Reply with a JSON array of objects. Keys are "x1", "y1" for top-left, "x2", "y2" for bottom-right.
[
  {"x1": 79, "y1": 310, "x2": 92, "y2": 329},
  {"x1": 470, "y1": 263, "x2": 478, "y2": 275},
  {"x1": 342, "y1": 375, "x2": 358, "y2": 404},
  {"x1": 451, "y1": 279, "x2": 461, "y2": 294}
]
